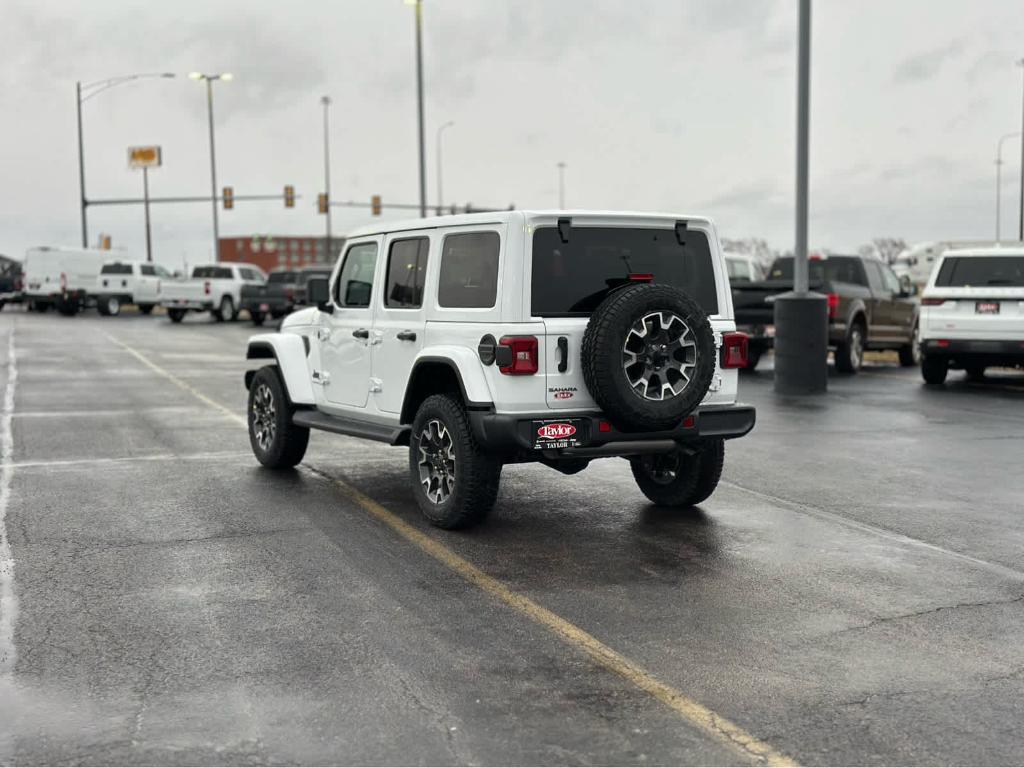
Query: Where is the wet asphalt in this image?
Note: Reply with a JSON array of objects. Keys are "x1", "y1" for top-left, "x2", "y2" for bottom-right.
[{"x1": 0, "y1": 308, "x2": 1022, "y2": 766}]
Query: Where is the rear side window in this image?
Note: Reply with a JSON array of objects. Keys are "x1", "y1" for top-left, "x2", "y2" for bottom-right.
[
  {"x1": 385, "y1": 237, "x2": 429, "y2": 308},
  {"x1": 935, "y1": 256, "x2": 1024, "y2": 287},
  {"x1": 192, "y1": 266, "x2": 232, "y2": 279},
  {"x1": 101, "y1": 263, "x2": 133, "y2": 275},
  {"x1": 336, "y1": 242, "x2": 379, "y2": 307},
  {"x1": 531, "y1": 227, "x2": 718, "y2": 316},
  {"x1": 139, "y1": 264, "x2": 155, "y2": 276},
  {"x1": 769, "y1": 256, "x2": 866, "y2": 287},
  {"x1": 438, "y1": 232, "x2": 499, "y2": 308},
  {"x1": 268, "y1": 271, "x2": 296, "y2": 284}
]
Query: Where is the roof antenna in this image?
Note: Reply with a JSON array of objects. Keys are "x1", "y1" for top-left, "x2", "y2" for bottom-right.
[
  {"x1": 557, "y1": 217, "x2": 571, "y2": 244},
  {"x1": 674, "y1": 220, "x2": 688, "y2": 246}
]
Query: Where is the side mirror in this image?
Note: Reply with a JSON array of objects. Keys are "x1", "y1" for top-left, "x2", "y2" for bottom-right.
[{"x1": 307, "y1": 277, "x2": 333, "y2": 313}]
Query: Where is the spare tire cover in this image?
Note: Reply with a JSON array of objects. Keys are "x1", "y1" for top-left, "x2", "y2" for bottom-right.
[{"x1": 581, "y1": 283, "x2": 716, "y2": 431}]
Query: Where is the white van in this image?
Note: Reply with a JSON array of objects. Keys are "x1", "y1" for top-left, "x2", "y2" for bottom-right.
[{"x1": 24, "y1": 246, "x2": 113, "y2": 316}]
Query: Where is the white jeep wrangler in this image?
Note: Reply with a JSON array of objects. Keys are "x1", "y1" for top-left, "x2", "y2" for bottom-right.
[{"x1": 243, "y1": 211, "x2": 754, "y2": 529}]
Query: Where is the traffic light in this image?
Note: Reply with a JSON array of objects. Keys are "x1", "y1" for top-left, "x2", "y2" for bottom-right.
[
  {"x1": 223, "y1": 186, "x2": 234, "y2": 210},
  {"x1": 284, "y1": 185, "x2": 295, "y2": 208},
  {"x1": 371, "y1": 194, "x2": 382, "y2": 216},
  {"x1": 318, "y1": 193, "x2": 328, "y2": 214}
]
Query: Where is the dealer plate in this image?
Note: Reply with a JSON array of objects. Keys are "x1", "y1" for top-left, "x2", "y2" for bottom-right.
[
  {"x1": 532, "y1": 418, "x2": 587, "y2": 450},
  {"x1": 975, "y1": 301, "x2": 1000, "y2": 314}
]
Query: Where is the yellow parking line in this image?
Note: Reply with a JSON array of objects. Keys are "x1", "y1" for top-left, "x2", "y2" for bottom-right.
[{"x1": 107, "y1": 332, "x2": 796, "y2": 767}]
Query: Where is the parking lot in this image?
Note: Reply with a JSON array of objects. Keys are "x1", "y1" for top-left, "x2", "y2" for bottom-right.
[{"x1": 1, "y1": 307, "x2": 1023, "y2": 765}]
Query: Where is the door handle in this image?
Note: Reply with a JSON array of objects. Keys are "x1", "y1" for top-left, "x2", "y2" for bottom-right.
[
  {"x1": 352, "y1": 328, "x2": 369, "y2": 339},
  {"x1": 396, "y1": 330, "x2": 417, "y2": 342},
  {"x1": 557, "y1": 336, "x2": 568, "y2": 372}
]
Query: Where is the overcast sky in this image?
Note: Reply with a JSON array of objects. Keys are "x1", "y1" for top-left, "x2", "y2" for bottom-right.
[{"x1": 2, "y1": 0, "x2": 1023, "y2": 269}]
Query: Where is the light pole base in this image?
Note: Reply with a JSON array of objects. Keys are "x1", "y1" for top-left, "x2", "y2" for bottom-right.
[{"x1": 773, "y1": 291, "x2": 829, "y2": 395}]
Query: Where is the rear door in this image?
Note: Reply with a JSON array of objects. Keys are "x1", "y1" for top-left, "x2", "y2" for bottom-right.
[
  {"x1": 372, "y1": 233, "x2": 431, "y2": 414},
  {"x1": 530, "y1": 223, "x2": 721, "y2": 411}
]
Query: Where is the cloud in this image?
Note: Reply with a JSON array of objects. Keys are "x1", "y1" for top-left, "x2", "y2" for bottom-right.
[{"x1": 893, "y1": 39, "x2": 966, "y2": 83}]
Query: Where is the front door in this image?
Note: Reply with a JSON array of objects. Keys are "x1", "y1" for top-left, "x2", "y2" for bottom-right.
[
  {"x1": 880, "y1": 262, "x2": 916, "y2": 342},
  {"x1": 372, "y1": 234, "x2": 431, "y2": 414},
  {"x1": 320, "y1": 240, "x2": 381, "y2": 408}
]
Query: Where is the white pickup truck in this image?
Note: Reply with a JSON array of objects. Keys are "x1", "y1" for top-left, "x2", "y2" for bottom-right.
[
  {"x1": 160, "y1": 263, "x2": 267, "y2": 323},
  {"x1": 243, "y1": 210, "x2": 754, "y2": 529},
  {"x1": 95, "y1": 259, "x2": 173, "y2": 316}
]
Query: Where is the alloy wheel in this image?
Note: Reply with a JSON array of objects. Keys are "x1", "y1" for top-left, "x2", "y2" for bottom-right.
[
  {"x1": 251, "y1": 383, "x2": 276, "y2": 451},
  {"x1": 622, "y1": 311, "x2": 697, "y2": 401},
  {"x1": 417, "y1": 419, "x2": 456, "y2": 504}
]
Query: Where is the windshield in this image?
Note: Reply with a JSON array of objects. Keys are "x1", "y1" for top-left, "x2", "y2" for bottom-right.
[
  {"x1": 935, "y1": 256, "x2": 1024, "y2": 287},
  {"x1": 768, "y1": 256, "x2": 865, "y2": 285},
  {"x1": 531, "y1": 226, "x2": 718, "y2": 316}
]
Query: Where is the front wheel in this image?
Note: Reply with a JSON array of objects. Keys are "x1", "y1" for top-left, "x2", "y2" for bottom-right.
[
  {"x1": 250, "y1": 311, "x2": 266, "y2": 326},
  {"x1": 167, "y1": 308, "x2": 186, "y2": 323},
  {"x1": 57, "y1": 300, "x2": 79, "y2": 317},
  {"x1": 834, "y1": 321, "x2": 865, "y2": 373},
  {"x1": 744, "y1": 348, "x2": 763, "y2": 371},
  {"x1": 921, "y1": 355, "x2": 948, "y2": 385},
  {"x1": 138, "y1": 303, "x2": 154, "y2": 315},
  {"x1": 630, "y1": 439, "x2": 725, "y2": 507},
  {"x1": 409, "y1": 394, "x2": 501, "y2": 529},
  {"x1": 248, "y1": 367, "x2": 309, "y2": 469}
]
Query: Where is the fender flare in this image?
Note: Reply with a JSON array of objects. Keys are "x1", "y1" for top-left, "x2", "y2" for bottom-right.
[
  {"x1": 400, "y1": 347, "x2": 494, "y2": 423},
  {"x1": 245, "y1": 333, "x2": 315, "y2": 405},
  {"x1": 844, "y1": 300, "x2": 868, "y2": 333}
]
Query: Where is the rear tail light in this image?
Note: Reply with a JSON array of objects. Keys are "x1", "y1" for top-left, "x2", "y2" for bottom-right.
[
  {"x1": 720, "y1": 332, "x2": 749, "y2": 369},
  {"x1": 827, "y1": 292, "x2": 840, "y2": 318},
  {"x1": 497, "y1": 336, "x2": 539, "y2": 375},
  {"x1": 204, "y1": 280, "x2": 211, "y2": 295},
  {"x1": 936, "y1": 339, "x2": 951, "y2": 348},
  {"x1": 921, "y1": 297, "x2": 946, "y2": 306},
  {"x1": 59, "y1": 272, "x2": 67, "y2": 292},
  {"x1": 628, "y1": 273, "x2": 654, "y2": 282}
]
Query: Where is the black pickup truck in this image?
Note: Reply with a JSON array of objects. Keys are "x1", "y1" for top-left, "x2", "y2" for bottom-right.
[
  {"x1": 0, "y1": 256, "x2": 23, "y2": 310},
  {"x1": 732, "y1": 254, "x2": 920, "y2": 372},
  {"x1": 239, "y1": 265, "x2": 332, "y2": 325}
]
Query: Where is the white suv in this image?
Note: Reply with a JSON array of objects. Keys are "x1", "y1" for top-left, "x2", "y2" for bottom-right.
[
  {"x1": 919, "y1": 247, "x2": 1024, "y2": 384},
  {"x1": 243, "y1": 211, "x2": 753, "y2": 528}
]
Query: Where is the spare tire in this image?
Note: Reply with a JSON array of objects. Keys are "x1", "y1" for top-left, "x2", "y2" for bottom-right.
[{"x1": 581, "y1": 283, "x2": 716, "y2": 431}]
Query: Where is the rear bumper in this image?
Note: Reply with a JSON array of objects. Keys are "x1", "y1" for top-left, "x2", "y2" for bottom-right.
[
  {"x1": 161, "y1": 299, "x2": 213, "y2": 311},
  {"x1": 922, "y1": 338, "x2": 1024, "y2": 366},
  {"x1": 469, "y1": 404, "x2": 756, "y2": 456},
  {"x1": 240, "y1": 298, "x2": 292, "y2": 313}
]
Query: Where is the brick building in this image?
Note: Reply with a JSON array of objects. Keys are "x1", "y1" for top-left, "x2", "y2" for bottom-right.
[{"x1": 218, "y1": 235, "x2": 345, "y2": 273}]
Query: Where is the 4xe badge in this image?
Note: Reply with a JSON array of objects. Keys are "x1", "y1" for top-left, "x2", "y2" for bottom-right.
[{"x1": 537, "y1": 423, "x2": 577, "y2": 440}]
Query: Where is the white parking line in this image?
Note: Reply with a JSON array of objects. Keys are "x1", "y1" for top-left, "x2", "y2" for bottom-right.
[
  {"x1": 10, "y1": 451, "x2": 252, "y2": 471},
  {"x1": 0, "y1": 331, "x2": 19, "y2": 677}
]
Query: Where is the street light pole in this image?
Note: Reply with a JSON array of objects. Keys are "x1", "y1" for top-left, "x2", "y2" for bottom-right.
[
  {"x1": 773, "y1": 0, "x2": 828, "y2": 395},
  {"x1": 995, "y1": 132, "x2": 1021, "y2": 242},
  {"x1": 557, "y1": 162, "x2": 566, "y2": 208},
  {"x1": 190, "y1": 72, "x2": 232, "y2": 261},
  {"x1": 142, "y1": 166, "x2": 153, "y2": 262},
  {"x1": 409, "y1": 0, "x2": 427, "y2": 217},
  {"x1": 75, "y1": 72, "x2": 175, "y2": 249},
  {"x1": 436, "y1": 120, "x2": 453, "y2": 215},
  {"x1": 1017, "y1": 59, "x2": 1024, "y2": 241},
  {"x1": 322, "y1": 95, "x2": 333, "y2": 262}
]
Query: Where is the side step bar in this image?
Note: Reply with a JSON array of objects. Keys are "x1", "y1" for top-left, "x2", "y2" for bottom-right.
[{"x1": 292, "y1": 410, "x2": 409, "y2": 446}]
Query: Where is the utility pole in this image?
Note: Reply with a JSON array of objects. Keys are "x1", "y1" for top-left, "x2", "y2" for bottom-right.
[
  {"x1": 190, "y1": 72, "x2": 233, "y2": 260},
  {"x1": 773, "y1": 0, "x2": 828, "y2": 395},
  {"x1": 995, "y1": 132, "x2": 1021, "y2": 242},
  {"x1": 436, "y1": 120, "x2": 454, "y2": 215},
  {"x1": 76, "y1": 82, "x2": 87, "y2": 247},
  {"x1": 1017, "y1": 59, "x2": 1024, "y2": 241},
  {"x1": 322, "y1": 95, "x2": 333, "y2": 263},
  {"x1": 410, "y1": 0, "x2": 427, "y2": 217},
  {"x1": 142, "y1": 166, "x2": 152, "y2": 261},
  {"x1": 557, "y1": 161, "x2": 566, "y2": 208}
]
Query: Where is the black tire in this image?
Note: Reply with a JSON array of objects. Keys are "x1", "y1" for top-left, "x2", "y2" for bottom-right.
[
  {"x1": 835, "y1": 319, "x2": 865, "y2": 373},
  {"x1": 921, "y1": 355, "x2": 948, "y2": 385},
  {"x1": 57, "y1": 300, "x2": 79, "y2": 317},
  {"x1": 581, "y1": 283, "x2": 716, "y2": 431},
  {"x1": 167, "y1": 308, "x2": 186, "y2": 323},
  {"x1": 744, "y1": 348, "x2": 763, "y2": 371},
  {"x1": 248, "y1": 367, "x2": 309, "y2": 469},
  {"x1": 97, "y1": 299, "x2": 110, "y2": 316},
  {"x1": 213, "y1": 295, "x2": 235, "y2": 322},
  {"x1": 32, "y1": 302, "x2": 48, "y2": 313},
  {"x1": 409, "y1": 394, "x2": 501, "y2": 529},
  {"x1": 138, "y1": 304, "x2": 154, "y2": 315},
  {"x1": 898, "y1": 322, "x2": 921, "y2": 367},
  {"x1": 251, "y1": 311, "x2": 266, "y2": 326},
  {"x1": 630, "y1": 439, "x2": 725, "y2": 507},
  {"x1": 965, "y1": 365, "x2": 986, "y2": 381}
]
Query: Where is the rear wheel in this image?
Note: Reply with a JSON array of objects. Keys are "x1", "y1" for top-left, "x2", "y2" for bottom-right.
[
  {"x1": 965, "y1": 365, "x2": 986, "y2": 381},
  {"x1": 898, "y1": 322, "x2": 921, "y2": 367},
  {"x1": 251, "y1": 311, "x2": 266, "y2": 326},
  {"x1": 921, "y1": 355, "x2": 948, "y2": 385},
  {"x1": 835, "y1": 320, "x2": 865, "y2": 373},
  {"x1": 744, "y1": 348, "x2": 763, "y2": 371},
  {"x1": 138, "y1": 303, "x2": 154, "y2": 315},
  {"x1": 167, "y1": 308, "x2": 186, "y2": 324},
  {"x1": 57, "y1": 299, "x2": 79, "y2": 317},
  {"x1": 409, "y1": 394, "x2": 501, "y2": 529},
  {"x1": 214, "y1": 295, "x2": 235, "y2": 322},
  {"x1": 630, "y1": 439, "x2": 725, "y2": 507},
  {"x1": 248, "y1": 367, "x2": 309, "y2": 469},
  {"x1": 104, "y1": 296, "x2": 121, "y2": 317}
]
